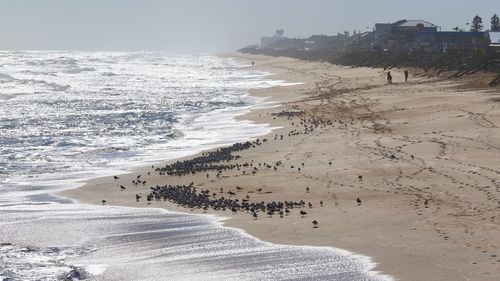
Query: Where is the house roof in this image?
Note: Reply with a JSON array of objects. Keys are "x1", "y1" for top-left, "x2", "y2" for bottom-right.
[
  {"x1": 394, "y1": 20, "x2": 438, "y2": 28},
  {"x1": 490, "y1": 32, "x2": 500, "y2": 44}
]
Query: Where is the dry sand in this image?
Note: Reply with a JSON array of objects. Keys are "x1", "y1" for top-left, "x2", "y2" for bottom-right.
[{"x1": 61, "y1": 53, "x2": 500, "y2": 281}]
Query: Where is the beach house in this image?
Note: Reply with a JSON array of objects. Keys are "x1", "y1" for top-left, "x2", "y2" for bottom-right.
[
  {"x1": 416, "y1": 31, "x2": 489, "y2": 52},
  {"x1": 489, "y1": 32, "x2": 500, "y2": 51},
  {"x1": 373, "y1": 19, "x2": 438, "y2": 51}
]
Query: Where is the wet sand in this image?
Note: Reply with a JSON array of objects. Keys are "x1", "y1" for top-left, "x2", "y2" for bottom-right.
[{"x1": 61, "y1": 53, "x2": 500, "y2": 281}]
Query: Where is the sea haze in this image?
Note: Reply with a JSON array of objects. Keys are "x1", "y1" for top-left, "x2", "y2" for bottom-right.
[{"x1": 0, "y1": 51, "x2": 392, "y2": 280}]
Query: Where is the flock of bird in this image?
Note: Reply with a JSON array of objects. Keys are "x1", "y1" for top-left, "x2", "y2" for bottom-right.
[{"x1": 106, "y1": 110, "x2": 365, "y2": 229}]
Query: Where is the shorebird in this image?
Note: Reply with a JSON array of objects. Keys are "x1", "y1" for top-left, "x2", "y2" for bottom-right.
[
  {"x1": 358, "y1": 175, "x2": 363, "y2": 181},
  {"x1": 136, "y1": 194, "x2": 141, "y2": 202},
  {"x1": 257, "y1": 188, "x2": 262, "y2": 193},
  {"x1": 253, "y1": 212, "x2": 258, "y2": 220},
  {"x1": 101, "y1": 200, "x2": 106, "y2": 205},
  {"x1": 136, "y1": 175, "x2": 141, "y2": 179},
  {"x1": 312, "y1": 220, "x2": 318, "y2": 228},
  {"x1": 120, "y1": 185, "x2": 126, "y2": 190},
  {"x1": 300, "y1": 210, "x2": 307, "y2": 216},
  {"x1": 320, "y1": 200, "x2": 323, "y2": 206},
  {"x1": 356, "y1": 197, "x2": 362, "y2": 205},
  {"x1": 306, "y1": 187, "x2": 310, "y2": 193},
  {"x1": 113, "y1": 176, "x2": 119, "y2": 180},
  {"x1": 236, "y1": 186, "x2": 243, "y2": 191}
]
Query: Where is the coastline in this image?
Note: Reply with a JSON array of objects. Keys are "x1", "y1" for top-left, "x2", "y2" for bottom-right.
[{"x1": 61, "y1": 53, "x2": 500, "y2": 281}]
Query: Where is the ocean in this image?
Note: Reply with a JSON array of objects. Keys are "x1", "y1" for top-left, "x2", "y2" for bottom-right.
[{"x1": 0, "y1": 51, "x2": 391, "y2": 281}]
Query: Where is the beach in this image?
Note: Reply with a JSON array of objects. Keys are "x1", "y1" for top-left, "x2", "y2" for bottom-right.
[{"x1": 62, "y1": 53, "x2": 500, "y2": 281}]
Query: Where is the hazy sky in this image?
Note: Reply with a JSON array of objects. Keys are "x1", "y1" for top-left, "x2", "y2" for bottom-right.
[{"x1": 0, "y1": 0, "x2": 498, "y2": 53}]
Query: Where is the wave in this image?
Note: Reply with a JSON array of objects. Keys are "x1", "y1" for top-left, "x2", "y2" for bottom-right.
[
  {"x1": 21, "y1": 70, "x2": 57, "y2": 77},
  {"x1": 0, "y1": 73, "x2": 15, "y2": 83},
  {"x1": 0, "y1": 243, "x2": 92, "y2": 281},
  {"x1": 101, "y1": 72, "x2": 118, "y2": 77},
  {"x1": 17, "y1": 79, "x2": 70, "y2": 92},
  {"x1": 62, "y1": 67, "x2": 97, "y2": 74}
]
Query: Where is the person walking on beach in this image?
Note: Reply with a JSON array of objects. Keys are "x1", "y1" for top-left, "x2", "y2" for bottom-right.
[
  {"x1": 404, "y1": 70, "x2": 409, "y2": 83},
  {"x1": 387, "y1": 71, "x2": 392, "y2": 84}
]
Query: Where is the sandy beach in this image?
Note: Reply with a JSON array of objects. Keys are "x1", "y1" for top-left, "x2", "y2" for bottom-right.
[{"x1": 61, "y1": 53, "x2": 500, "y2": 281}]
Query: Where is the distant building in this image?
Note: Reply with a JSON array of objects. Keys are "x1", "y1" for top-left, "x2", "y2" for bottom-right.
[
  {"x1": 261, "y1": 34, "x2": 352, "y2": 51},
  {"x1": 303, "y1": 35, "x2": 348, "y2": 50},
  {"x1": 489, "y1": 32, "x2": 500, "y2": 50},
  {"x1": 260, "y1": 36, "x2": 288, "y2": 49},
  {"x1": 416, "y1": 31, "x2": 489, "y2": 52},
  {"x1": 348, "y1": 32, "x2": 374, "y2": 51},
  {"x1": 374, "y1": 19, "x2": 438, "y2": 51}
]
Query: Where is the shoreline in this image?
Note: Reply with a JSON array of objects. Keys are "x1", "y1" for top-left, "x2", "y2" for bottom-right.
[{"x1": 61, "y1": 53, "x2": 500, "y2": 281}]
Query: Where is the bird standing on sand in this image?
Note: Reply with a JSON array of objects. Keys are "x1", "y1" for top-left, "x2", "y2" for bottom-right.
[
  {"x1": 312, "y1": 220, "x2": 318, "y2": 228},
  {"x1": 356, "y1": 197, "x2": 362, "y2": 205},
  {"x1": 136, "y1": 194, "x2": 141, "y2": 202},
  {"x1": 101, "y1": 200, "x2": 106, "y2": 205},
  {"x1": 120, "y1": 185, "x2": 126, "y2": 190},
  {"x1": 113, "y1": 176, "x2": 119, "y2": 180},
  {"x1": 253, "y1": 212, "x2": 258, "y2": 219}
]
